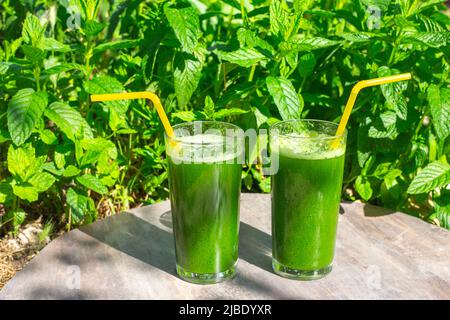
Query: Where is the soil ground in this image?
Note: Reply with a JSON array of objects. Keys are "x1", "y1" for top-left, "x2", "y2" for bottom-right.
[{"x1": 0, "y1": 219, "x2": 51, "y2": 289}]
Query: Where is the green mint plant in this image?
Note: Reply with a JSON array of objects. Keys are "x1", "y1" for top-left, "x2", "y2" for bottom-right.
[{"x1": 0, "y1": 0, "x2": 449, "y2": 235}]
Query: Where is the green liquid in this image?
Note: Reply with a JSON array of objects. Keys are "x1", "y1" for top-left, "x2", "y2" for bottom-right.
[
  {"x1": 272, "y1": 146, "x2": 345, "y2": 271},
  {"x1": 168, "y1": 154, "x2": 241, "y2": 274}
]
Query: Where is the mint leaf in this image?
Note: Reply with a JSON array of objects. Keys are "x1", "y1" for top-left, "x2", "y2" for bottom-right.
[
  {"x1": 416, "y1": 0, "x2": 446, "y2": 14},
  {"x1": 42, "y1": 38, "x2": 71, "y2": 52},
  {"x1": 40, "y1": 129, "x2": 58, "y2": 145},
  {"x1": 66, "y1": 188, "x2": 95, "y2": 224},
  {"x1": 428, "y1": 85, "x2": 450, "y2": 141},
  {"x1": 29, "y1": 172, "x2": 56, "y2": 192},
  {"x1": 237, "y1": 28, "x2": 275, "y2": 54},
  {"x1": 360, "y1": 0, "x2": 391, "y2": 10},
  {"x1": 7, "y1": 144, "x2": 44, "y2": 182},
  {"x1": 203, "y1": 96, "x2": 215, "y2": 120},
  {"x1": 42, "y1": 63, "x2": 82, "y2": 76},
  {"x1": 22, "y1": 45, "x2": 46, "y2": 63},
  {"x1": 407, "y1": 161, "x2": 450, "y2": 194},
  {"x1": 7, "y1": 89, "x2": 48, "y2": 146},
  {"x1": 290, "y1": 37, "x2": 339, "y2": 51},
  {"x1": 403, "y1": 32, "x2": 450, "y2": 48},
  {"x1": 83, "y1": 20, "x2": 105, "y2": 37},
  {"x1": 298, "y1": 53, "x2": 316, "y2": 78},
  {"x1": 339, "y1": 32, "x2": 383, "y2": 42},
  {"x1": 174, "y1": 49, "x2": 204, "y2": 108},
  {"x1": 62, "y1": 165, "x2": 81, "y2": 177},
  {"x1": 22, "y1": 13, "x2": 45, "y2": 47},
  {"x1": 54, "y1": 149, "x2": 66, "y2": 170},
  {"x1": 13, "y1": 185, "x2": 39, "y2": 202},
  {"x1": 368, "y1": 111, "x2": 398, "y2": 139},
  {"x1": 411, "y1": 142, "x2": 428, "y2": 168},
  {"x1": 76, "y1": 174, "x2": 108, "y2": 195},
  {"x1": 269, "y1": 0, "x2": 289, "y2": 39},
  {"x1": 93, "y1": 39, "x2": 141, "y2": 54},
  {"x1": 355, "y1": 175, "x2": 373, "y2": 200},
  {"x1": 164, "y1": 3, "x2": 200, "y2": 53},
  {"x1": 378, "y1": 66, "x2": 408, "y2": 120},
  {"x1": 80, "y1": 138, "x2": 117, "y2": 167},
  {"x1": 217, "y1": 47, "x2": 268, "y2": 68},
  {"x1": 0, "y1": 62, "x2": 23, "y2": 75},
  {"x1": 42, "y1": 163, "x2": 64, "y2": 176},
  {"x1": 0, "y1": 182, "x2": 13, "y2": 205},
  {"x1": 266, "y1": 76, "x2": 303, "y2": 120},
  {"x1": 213, "y1": 108, "x2": 248, "y2": 119},
  {"x1": 172, "y1": 111, "x2": 201, "y2": 122},
  {"x1": 372, "y1": 162, "x2": 392, "y2": 178},
  {"x1": 84, "y1": 75, "x2": 129, "y2": 114},
  {"x1": 294, "y1": 0, "x2": 317, "y2": 12},
  {"x1": 45, "y1": 102, "x2": 93, "y2": 141}
]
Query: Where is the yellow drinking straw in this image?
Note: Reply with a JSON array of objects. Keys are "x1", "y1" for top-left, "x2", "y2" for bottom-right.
[
  {"x1": 333, "y1": 73, "x2": 412, "y2": 147},
  {"x1": 91, "y1": 92, "x2": 175, "y2": 138}
]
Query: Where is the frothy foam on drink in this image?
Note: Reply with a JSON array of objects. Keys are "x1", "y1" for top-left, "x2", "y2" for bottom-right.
[
  {"x1": 167, "y1": 134, "x2": 242, "y2": 163},
  {"x1": 274, "y1": 132, "x2": 345, "y2": 160}
]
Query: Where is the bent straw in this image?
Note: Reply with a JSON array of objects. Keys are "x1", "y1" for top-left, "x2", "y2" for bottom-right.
[
  {"x1": 333, "y1": 73, "x2": 412, "y2": 147},
  {"x1": 91, "y1": 92, "x2": 175, "y2": 138}
]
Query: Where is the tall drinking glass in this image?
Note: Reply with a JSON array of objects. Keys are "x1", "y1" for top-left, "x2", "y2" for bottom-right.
[
  {"x1": 270, "y1": 119, "x2": 347, "y2": 280},
  {"x1": 165, "y1": 121, "x2": 243, "y2": 284}
]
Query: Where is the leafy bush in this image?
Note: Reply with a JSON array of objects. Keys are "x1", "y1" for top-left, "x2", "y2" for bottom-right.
[{"x1": 0, "y1": 0, "x2": 449, "y2": 233}]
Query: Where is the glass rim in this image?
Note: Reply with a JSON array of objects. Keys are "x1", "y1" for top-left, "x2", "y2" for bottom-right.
[
  {"x1": 166, "y1": 120, "x2": 243, "y2": 146},
  {"x1": 270, "y1": 119, "x2": 347, "y2": 141}
]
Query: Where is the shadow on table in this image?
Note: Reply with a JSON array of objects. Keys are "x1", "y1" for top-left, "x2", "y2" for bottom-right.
[
  {"x1": 363, "y1": 203, "x2": 396, "y2": 217},
  {"x1": 239, "y1": 222, "x2": 272, "y2": 273},
  {"x1": 160, "y1": 211, "x2": 273, "y2": 273},
  {"x1": 81, "y1": 212, "x2": 177, "y2": 277},
  {"x1": 80, "y1": 210, "x2": 273, "y2": 280}
]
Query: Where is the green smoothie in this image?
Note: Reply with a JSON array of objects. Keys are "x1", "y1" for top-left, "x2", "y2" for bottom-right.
[
  {"x1": 166, "y1": 128, "x2": 242, "y2": 283},
  {"x1": 270, "y1": 120, "x2": 346, "y2": 280}
]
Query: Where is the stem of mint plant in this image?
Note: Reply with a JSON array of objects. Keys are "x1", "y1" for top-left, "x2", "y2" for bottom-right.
[
  {"x1": 248, "y1": 64, "x2": 256, "y2": 82},
  {"x1": 240, "y1": 0, "x2": 248, "y2": 26}
]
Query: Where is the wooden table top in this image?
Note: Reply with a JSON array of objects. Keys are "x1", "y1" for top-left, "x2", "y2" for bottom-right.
[{"x1": 1, "y1": 193, "x2": 449, "y2": 300}]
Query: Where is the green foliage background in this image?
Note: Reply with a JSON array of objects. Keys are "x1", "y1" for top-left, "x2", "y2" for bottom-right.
[{"x1": 0, "y1": 0, "x2": 449, "y2": 234}]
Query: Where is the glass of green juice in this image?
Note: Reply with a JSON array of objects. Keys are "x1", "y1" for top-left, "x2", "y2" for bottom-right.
[
  {"x1": 270, "y1": 119, "x2": 347, "y2": 280},
  {"x1": 165, "y1": 121, "x2": 244, "y2": 284}
]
